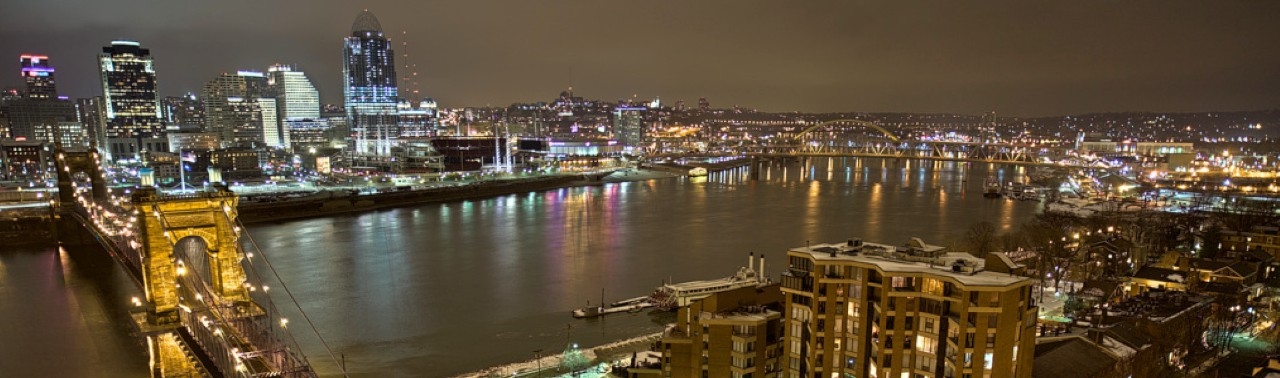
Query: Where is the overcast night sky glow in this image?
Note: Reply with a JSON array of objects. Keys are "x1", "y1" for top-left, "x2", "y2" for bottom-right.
[{"x1": 2, "y1": 1, "x2": 1278, "y2": 116}]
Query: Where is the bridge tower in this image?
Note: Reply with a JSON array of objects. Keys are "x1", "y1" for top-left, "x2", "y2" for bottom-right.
[
  {"x1": 52, "y1": 146, "x2": 108, "y2": 206},
  {"x1": 131, "y1": 184, "x2": 251, "y2": 325}
]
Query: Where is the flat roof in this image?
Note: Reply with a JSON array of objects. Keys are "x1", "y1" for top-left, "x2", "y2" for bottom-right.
[{"x1": 790, "y1": 241, "x2": 1030, "y2": 287}]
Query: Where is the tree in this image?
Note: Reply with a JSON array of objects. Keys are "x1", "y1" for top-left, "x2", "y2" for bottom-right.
[
  {"x1": 966, "y1": 221, "x2": 998, "y2": 258},
  {"x1": 1214, "y1": 193, "x2": 1280, "y2": 232},
  {"x1": 1200, "y1": 224, "x2": 1223, "y2": 259}
]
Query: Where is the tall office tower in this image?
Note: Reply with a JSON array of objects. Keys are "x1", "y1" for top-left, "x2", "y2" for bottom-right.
[
  {"x1": 161, "y1": 94, "x2": 206, "y2": 130},
  {"x1": 99, "y1": 40, "x2": 165, "y2": 159},
  {"x1": 203, "y1": 71, "x2": 278, "y2": 148},
  {"x1": 612, "y1": 106, "x2": 646, "y2": 152},
  {"x1": 267, "y1": 64, "x2": 320, "y2": 121},
  {"x1": 76, "y1": 97, "x2": 108, "y2": 148},
  {"x1": 781, "y1": 239, "x2": 1037, "y2": 378},
  {"x1": 343, "y1": 10, "x2": 399, "y2": 156},
  {"x1": 20, "y1": 55, "x2": 56, "y2": 99},
  {"x1": 697, "y1": 97, "x2": 710, "y2": 112},
  {"x1": 4, "y1": 54, "x2": 75, "y2": 143}
]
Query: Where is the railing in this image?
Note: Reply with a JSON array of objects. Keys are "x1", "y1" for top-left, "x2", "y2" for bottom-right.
[
  {"x1": 781, "y1": 275, "x2": 814, "y2": 292},
  {"x1": 68, "y1": 194, "x2": 144, "y2": 285},
  {"x1": 176, "y1": 241, "x2": 317, "y2": 377}
]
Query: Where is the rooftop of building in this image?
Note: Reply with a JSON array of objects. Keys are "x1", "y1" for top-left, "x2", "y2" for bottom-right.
[
  {"x1": 789, "y1": 238, "x2": 1030, "y2": 287},
  {"x1": 699, "y1": 303, "x2": 781, "y2": 322},
  {"x1": 1032, "y1": 336, "x2": 1122, "y2": 378},
  {"x1": 351, "y1": 10, "x2": 384, "y2": 35},
  {"x1": 1104, "y1": 289, "x2": 1211, "y2": 322}
]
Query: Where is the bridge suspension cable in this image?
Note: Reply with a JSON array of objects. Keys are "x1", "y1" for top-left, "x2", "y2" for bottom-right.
[{"x1": 238, "y1": 220, "x2": 351, "y2": 378}]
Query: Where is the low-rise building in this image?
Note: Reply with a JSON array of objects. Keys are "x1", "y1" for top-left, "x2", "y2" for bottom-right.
[{"x1": 660, "y1": 282, "x2": 784, "y2": 378}]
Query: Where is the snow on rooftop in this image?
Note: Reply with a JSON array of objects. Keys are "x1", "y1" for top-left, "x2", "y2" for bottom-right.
[
  {"x1": 1099, "y1": 336, "x2": 1137, "y2": 358},
  {"x1": 792, "y1": 241, "x2": 1029, "y2": 287}
]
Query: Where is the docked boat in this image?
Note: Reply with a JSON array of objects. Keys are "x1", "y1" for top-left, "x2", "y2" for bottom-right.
[
  {"x1": 688, "y1": 167, "x2": 708, "y2": 177},
  {"x1": 983, "y1": 176, "x2": 1002, "y2": 198},
  {"x1": 650, "y1": 254, "x2": 770, "y2": 311},
  {"x1": 572, "y1": 296, "x2": 655, "y2": 319}
]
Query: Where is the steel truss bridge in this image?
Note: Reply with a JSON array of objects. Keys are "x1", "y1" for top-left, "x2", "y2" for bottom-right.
[{"x1": 702, "y1": 119, "x2": 1077, "y2": 166}]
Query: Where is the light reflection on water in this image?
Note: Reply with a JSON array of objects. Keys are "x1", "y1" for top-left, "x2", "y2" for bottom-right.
[
  {"x1": 0, "y1": 157, "x2": 1043, "y2": 377},
  {"x1": 247, "y1": 157, "x2": 1041, "y2": 377}
]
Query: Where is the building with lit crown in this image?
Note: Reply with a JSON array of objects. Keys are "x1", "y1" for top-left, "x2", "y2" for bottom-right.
[
  {"x1": 20, "y1": 55, "x2": 56, "y2": 99},
  {"x1": 343, "y1": 10, "x2": 399, "y2": 156},
  {"x1": 781, "y1": 239, "x2": 1037, "y2": 378},
  {"x1": 98, "y1": 40, "x2": 166, "y2": 159}
]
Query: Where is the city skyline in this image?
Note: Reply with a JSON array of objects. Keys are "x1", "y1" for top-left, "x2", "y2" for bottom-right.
[{"x1": 2, "y1": 1, "x2": 1280, "y2": 116}]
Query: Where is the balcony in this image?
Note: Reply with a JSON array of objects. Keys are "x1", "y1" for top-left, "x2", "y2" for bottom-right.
[{"x1": 782, "y1": 275, "x2": 814, "y2": 292}]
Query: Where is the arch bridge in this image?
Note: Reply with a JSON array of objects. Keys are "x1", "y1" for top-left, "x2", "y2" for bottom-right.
[{"x1": 55, "y1": 149, "x2": 321, "y2": 378}]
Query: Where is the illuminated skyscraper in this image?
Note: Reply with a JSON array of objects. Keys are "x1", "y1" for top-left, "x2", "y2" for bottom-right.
[
  {"x1": 612, "y1": 106, "x2": 647, "y2": 152},
  {"x1": 4, "y1": 54, "x2": 75, "y2": 144},
  {"x1": 203, "y1": 71, "x2": 279, "y2": 148},
  {"x1": 343, "y1": 10, "x2": 399, "y2": 156},
  {"x1": 268, "y1": 64, "x2": 320, "y2": 123},
  {"x1": 98, "y1": 40, "x2": 165, "y2": 159},
  {"x1": 20, "y1": 55, "x2": 56, "y2": 99},
  {"x1": 161, "y1": 94, "x2": 205, "y2": 130}
]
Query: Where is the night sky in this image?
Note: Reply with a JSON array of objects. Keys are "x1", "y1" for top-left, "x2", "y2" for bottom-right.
[{"x1": 2, "y1": 1, "x2": 1278, "y2": 116}]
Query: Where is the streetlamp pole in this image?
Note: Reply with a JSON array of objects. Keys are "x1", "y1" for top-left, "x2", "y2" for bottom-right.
[{"x1": 533, "y1": 349, "x2": 543, "y2": 378}]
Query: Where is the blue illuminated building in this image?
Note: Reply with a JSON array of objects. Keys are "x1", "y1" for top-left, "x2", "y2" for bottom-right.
[{"x1": 343, "y1": 10, "x2": 399, "y2": 156}]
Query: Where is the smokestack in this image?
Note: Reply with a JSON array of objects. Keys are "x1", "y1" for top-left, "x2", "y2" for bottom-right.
[
  {"x1": 749, "y1": 252, "x2": 754, "y2": 272},
  {"x1": 759, "y1": 256, "x2": 766, "y2": 282}
]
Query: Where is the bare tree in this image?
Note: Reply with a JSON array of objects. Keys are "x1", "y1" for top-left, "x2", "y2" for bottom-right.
[
  {"x1": 1022, "y1": 212, "x2": 1083, "y2": 292},
  {"x1": 1213, "y1": 193, "x2": 1280, "y2": 232},
  {"x1": 966, "y1": 221, "x2": 998, "y2": 258}
]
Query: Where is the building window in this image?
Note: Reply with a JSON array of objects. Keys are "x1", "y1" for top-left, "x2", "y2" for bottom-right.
[{"x1": 892, "y1": 276, "x2": 914, "y2": 291}]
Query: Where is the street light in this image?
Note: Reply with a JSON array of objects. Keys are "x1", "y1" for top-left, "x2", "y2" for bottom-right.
[{"x1": 532, "y1": 349, "x2": 543, "y2": 378}]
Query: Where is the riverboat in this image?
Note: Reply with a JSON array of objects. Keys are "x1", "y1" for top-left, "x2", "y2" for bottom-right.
[
  {"x1": 983, "y1": 176, "x2": 1002, "y2": 198},
  {"x1": 688, "y1": 167, "x2": 708, "y2": 177},
  {"x1": 650, "y1": 254, "x2": 769, "y2": 311}
]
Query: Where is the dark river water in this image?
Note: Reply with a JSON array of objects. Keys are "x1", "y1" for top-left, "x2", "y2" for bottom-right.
[{"x1": 0, "y1": 158, "x2": 1041, "y2": 377}]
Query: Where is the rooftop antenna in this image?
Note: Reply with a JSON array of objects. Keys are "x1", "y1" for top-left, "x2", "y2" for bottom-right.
[{"x1": 400, "y1": 30, "x2": 422, "y2": 100}]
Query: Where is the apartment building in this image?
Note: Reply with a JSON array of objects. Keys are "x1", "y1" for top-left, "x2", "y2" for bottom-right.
[
  {"x1": 780, "y1": 238, "x2": 1037, "y2": 378},
  {"x1": 661, "y1": 283, "x2": 785, "y2": 378}
]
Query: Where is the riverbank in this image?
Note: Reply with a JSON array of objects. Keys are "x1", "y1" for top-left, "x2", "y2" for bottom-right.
[
  {"x1": 237, "y1": 169, "x2": 678, "y2": 224},
  {"x1": 450, "y1": 331, "x2": 663, "y2": 378}
]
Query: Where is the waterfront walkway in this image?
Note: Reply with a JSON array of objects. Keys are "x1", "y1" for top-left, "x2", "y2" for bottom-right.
[{"x1": 451, "y1": 332, "x2": 664, "y2": 378}]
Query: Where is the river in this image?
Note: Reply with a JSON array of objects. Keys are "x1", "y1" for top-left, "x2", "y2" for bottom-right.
[{"x1": 0, "y1": 157, "x2": 1041, "y2": 377}]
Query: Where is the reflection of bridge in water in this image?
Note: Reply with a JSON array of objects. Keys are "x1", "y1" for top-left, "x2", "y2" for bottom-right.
[
  {"x1": 661, "y1": 120, "x2": 1086, "y2": 177},
  {"x1": 53, "y1": 146, "x2": 326, "y2": 378}
]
